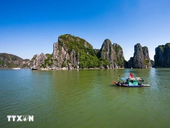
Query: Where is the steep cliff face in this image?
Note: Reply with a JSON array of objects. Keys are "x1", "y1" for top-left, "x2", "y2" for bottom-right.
[
  {"x1": 128, "y1": 43, "x2": 151, "y2": 68},
  {"x1": 52, "y1": 35, "x2": 81, "y2": 69},
  {"x1": 154, "y1": 43, "x2": 170, "y2": 67},
  {"x1": 98, "y1": 39, "x2": 124, "y2": 68},
  {"x1": 53, "y1": 34, "x2": 96, "y2": 69},
  {"x1": 128, "y1": 57, "x2": 133, "y2": 68},
  {"x1": 0, "y1": 53, "x2": 30, "y2": 68},
  {"x1": 133, "y1": 43, "x2": 144, "y2": 68},
  {"x1": 113, "y1": 43, "x2": 125, "y2": 68},
  {"x1": 98, "y1": 39, "x2": 115, "y2": 68},
  {"x1": 52, "y1": 42, "x2": 78, "y2": 69},
  {"x1": 30, "y1": 53, "x2": 47, "y2": 69}
]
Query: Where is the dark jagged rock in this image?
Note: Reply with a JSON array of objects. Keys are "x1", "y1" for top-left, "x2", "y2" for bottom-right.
[
  {"x1": 127, "y1": 43, "x2": 151, "y2": 68},
  {"x1": 98, "y1": 39, "x2": 125, "y2": 68},
  {"x1": 124, "y1": 60, "x2": 128, "y2": 68},
  {"x1": 0, "y1": 53, "x2": 30, "y2": 68},
  {"x1": 98, "y1": 39, "x2": 115, "y2": 68},
  {"x1": 150, "y1": 60, "x2": 154, "y2": 67},
  {"x1": 128, "y1": 57, "x2": 133, "y2": 68},
  {"x1": 154, "y1": 43, "x2": 170, "y2": 67},
  {"x1": 133, "y1": 43, "x2": 144, "y2": 68}
]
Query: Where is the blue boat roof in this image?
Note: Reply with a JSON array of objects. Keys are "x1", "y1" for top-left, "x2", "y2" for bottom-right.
[{"x1": 121, "y1": 78, "x2": 127, "y2": 81}]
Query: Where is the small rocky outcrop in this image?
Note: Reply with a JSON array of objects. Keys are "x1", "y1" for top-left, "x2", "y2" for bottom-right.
[
  {"x1": 0, "y1": 53, "x2": 30, "y2": 68},
  {"x1": 127, "y1": 43, "x2": 151, "y2": 68},
  {"x1": 97, "y1": 39, "x2": 125, "y2": 68},
  {"x1": 30, "y1": 53, "x2": 47, "y2": 70},
  {"x1": 154, "y1": 43, "x2": 170, "y2": 67}
]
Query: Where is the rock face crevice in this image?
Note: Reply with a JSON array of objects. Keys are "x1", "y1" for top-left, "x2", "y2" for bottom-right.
[
  {"x1": 154, "y1": 43, "x2": 170, "y2": 67},
  {"x1": 127, "y1": 43, "x2": 151, "y2": 68}
]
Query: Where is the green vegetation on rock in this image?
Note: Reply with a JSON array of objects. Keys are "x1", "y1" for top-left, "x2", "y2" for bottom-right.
[
  {"x1": 79, "y1": 53, "x2": 100, "y2": 68},
  {"x1": 58, "y1": 34, "x2": 110, "y2": 68},
  {"x1": 59, "y1": 34, "x2": 93, "y2": 54},
  {"x1": 115, "y1": 55, "x2": 124, "y2": 66},
  {"x1": 61, "y1": 62, "x2": 66, "y2": 68},
  {"x1": 143, "y1": 59, "x2": 150, "y2": 65},
  {"x1": 40, "y1": 54, "x2": 53, "y2": 68}
]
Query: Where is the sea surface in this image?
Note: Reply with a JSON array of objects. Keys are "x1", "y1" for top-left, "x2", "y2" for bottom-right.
[{"x1": 0, "y1": 68, "x2": 170, "y2": 128}]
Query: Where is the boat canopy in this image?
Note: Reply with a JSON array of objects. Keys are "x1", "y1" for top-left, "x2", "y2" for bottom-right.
[
  {"x1": 121, "y1": 78, "x2": 127, "y2": 81},
  {"x1": 121, "y1": 77, "x2": 144, "y2": 82}
]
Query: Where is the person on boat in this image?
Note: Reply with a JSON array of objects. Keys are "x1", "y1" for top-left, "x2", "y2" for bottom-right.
[
  {"x1": 129, "y1": 73, "x2": 133, "y2": 78},
  {"x1": 117, "y1": 81, "x2": 121, "y2": 86}
]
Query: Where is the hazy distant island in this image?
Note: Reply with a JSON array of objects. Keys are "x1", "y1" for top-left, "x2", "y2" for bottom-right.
[
  {"x1": 0, "y1": 53, "x2": 30, "y2": 69},
  {"x1": 0, "y1": 34, "x2": 170, "y2": 70}
]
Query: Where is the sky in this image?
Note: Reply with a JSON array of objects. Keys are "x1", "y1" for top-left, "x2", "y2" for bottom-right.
[{"x1": 0, "y1": 0, "x2": 170, "y2": 60}]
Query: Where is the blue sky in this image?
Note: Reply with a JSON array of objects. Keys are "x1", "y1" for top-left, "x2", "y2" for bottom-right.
[{"x1": 0, "y1": 0, "x2": 170, "y2": 60}]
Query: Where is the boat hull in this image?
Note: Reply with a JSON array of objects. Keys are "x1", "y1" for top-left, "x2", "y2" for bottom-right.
[
  {"x1": 113, "y1": 81, "x2": 150, "y2": 87},
  {"x1": 120, "y1": 84, "x2": 150, "y2": 87}
]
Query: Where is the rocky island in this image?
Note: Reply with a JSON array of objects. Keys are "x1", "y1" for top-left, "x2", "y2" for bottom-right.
[
  {"x1": 30, "y1": 34, "x2": 125, "y2": 70},
  {"x1": 127, "y1": 43, "x2": 152, "y2": 68},
  {"x1": 1, "y1": 34, "x2": 170, "y2": 70},
  {"x1": 154, "y1": 43, "x2": 170, "y2": 67},
  {"x1": 97, "y1": 39, "x2": 125, "y2": 69}
]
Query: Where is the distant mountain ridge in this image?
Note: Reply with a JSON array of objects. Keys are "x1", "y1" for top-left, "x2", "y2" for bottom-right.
[{"x1": 0, "y1": 53, "x2": 30, "y2": 68}]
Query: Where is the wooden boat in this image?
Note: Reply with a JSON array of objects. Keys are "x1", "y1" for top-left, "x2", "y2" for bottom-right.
[{"x1": 113, "y1": 73, "x2": 150, "y2": 87}]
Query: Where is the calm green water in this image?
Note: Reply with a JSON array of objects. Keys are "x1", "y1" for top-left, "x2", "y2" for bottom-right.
[{"x1": 0, "y1": 69, "x2": 170, "y2": 128}]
